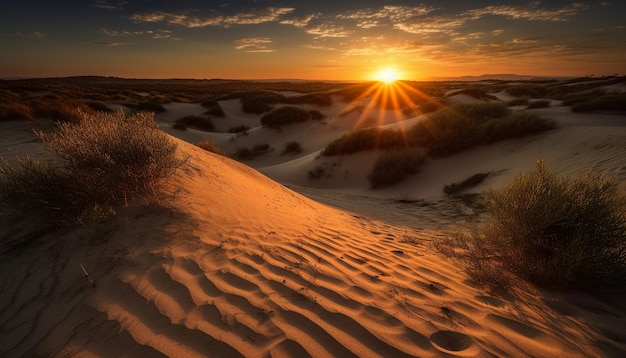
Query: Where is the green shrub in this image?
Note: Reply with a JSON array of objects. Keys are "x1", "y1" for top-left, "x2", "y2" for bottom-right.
[
  {"x1": 527, "y1": 100, "x2": 550, "y2": 109},
  {"x1": 261, "y1": 106, "x2": 310, "y2": 129},
  {"x1": 0, "y1": 110, "x2": 178, "y2": 223},
  {"x1": 196, "y1": 140, "x2": 228, "y2": 156},
  {"x1": 281, "y1": 141, "x2": 303, "y2": 155},
  {"x1": 368, "y1": 149, "x2": 425, "y2": 188},
  {"x1": 442, "y1": 162, "x2": 626, "y2": 289},
  {"x1": 173, "y1": 115, "x2": 215, "y2": 131}
]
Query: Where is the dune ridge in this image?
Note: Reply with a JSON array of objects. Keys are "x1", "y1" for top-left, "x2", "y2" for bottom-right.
[{"x1": 1, "y1": 139, "x2": 624, "y2": 357}]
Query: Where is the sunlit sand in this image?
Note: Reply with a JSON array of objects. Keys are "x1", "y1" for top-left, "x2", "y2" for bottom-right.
[{"x1": 1, "y1": 76, "x2": 625, "y2": 357}]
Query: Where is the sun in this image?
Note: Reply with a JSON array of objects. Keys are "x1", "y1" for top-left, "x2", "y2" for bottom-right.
[{"x1": 376, "y1": 67, "x2": 399, "y2": 83}]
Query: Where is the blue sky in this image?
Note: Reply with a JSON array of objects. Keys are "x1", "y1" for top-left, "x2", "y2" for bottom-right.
[{"x1": 1, "y1": 1, "x2": 625, "y2": 79}]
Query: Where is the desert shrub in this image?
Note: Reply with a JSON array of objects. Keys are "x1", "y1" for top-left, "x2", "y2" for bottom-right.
[
  {"x1": 173, "y1": 115, "x2": 215, "y2": 131},
  {"x1": 234, "y1": 147, "x2": 255, "y2": 160},
  {"x1": 37, "y1": 109, "x2": 179, "y2": 203},
  {"x1": 570, "y1": 93, "x2": 626, "y2": 112},
  {"x1": 323, "y1": 128, "x2": 406, "y2": 156},
  {"x1": 309, "y1": 109, "x2": 325, "y2": 121},
  {"x1": 0, "y1": 156, "x2": 82, "y2": 218},
  {"x1": 0, "y1": 101, "x2": 33, "y2": 121},
  {"x1": 30, "y1": 98, "x2": 89, "y2": 122},
  {"x1": 307, "y1": 166, "x2": 326, "y2": 180},
  {"x1": 560, "y1": 88, "x2": 607, "y2": 106},
  {"x1": 505, "y1": 84, "x2": 548, "y2": 98},
  {"x1": 0, "y1": 110, "x2": 178, "y2": 223},
  {"x1": 84, "y1": 100, "x2": 112, "y2": 112},
  {"x1": 201, "y1": 100, "x2": 225, "y2": 117},
  {"x1": 527, "y1": 100, "x2": 551, "y2": 109},
  {"x1": 449, "y1": 88, "x2": 497, "y2": 100},
  {"x1": 134, "y1": 101, "x2": 166, "y2": 113},
  {"x1": 287, "y1": 93, "x2": 333, "y2": 106},
  {"x1": 420, "y1": 99, "x2": 445, "y2": 114},
  {"x1": 442, "y1": 162, "x2": 626, "y2": 289},
  {"x1": 242, "y1": 101, "x2": 272, "y2": 114},
  {"x1": 261, "y1": 106, "x2": 310, "y2": 129},
  {"x1": 196, "y1": 140, "x2": 228, "y2": 156},
  {"x1": 234, "y1": 144, "x2": 271, "y2": 160},
  {"x1": 507, "y1": 96, "x2": 529, "y2": 106},
  {"x1": 281, "y1": 141, "x2": 303, "y2": 155},
  {"x1": 228, "y1": 125, "x2": 250, "y2": 134},
  {"x1": 444, "y1": 173, "x2": 490, "y2": 195},
  {"x1": 407, "y1": 104, "x2": 554, "y2": 156},
  {"x1": 368, "y1": 149, "x2": 426, "y2": 188}
]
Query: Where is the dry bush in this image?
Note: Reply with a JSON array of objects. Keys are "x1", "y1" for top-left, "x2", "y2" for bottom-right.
[
  {"x1": 0, "y1": 109, "x2": 180, "y2": 224},
  {"x1": 261, "y1": 106, "x2": 310, "y2": 129},
  {"x1": 440, "y1": 162, "x2": 626, "y2": 289},
  {"x1": 0, "y1": 101, "x2": 33, "y2": 121},
  {"x1": 281, "y1": 141, "x2": 303, "y2": 155},
  {"x1": 527, "y1": 100, "x2": 551, "y2": 109},
  {"x1": 368, "y1": 149, "x2": 426, "y2": 188},
  {"x1": 173, "y1": 115, "x2": 215, "y2": 131},
  {"x1": 196, "y1": 140, "x2": 228, "y2": 156}
]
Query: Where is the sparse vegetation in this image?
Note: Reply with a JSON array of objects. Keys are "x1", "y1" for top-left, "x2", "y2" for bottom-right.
[
  {"x1": 307, "y1": 166, "x2": 327, "y2": 180},
  {"x1": 322, "y1": 128, "x2": 406, "y2": 156},
  {"x1": 228, "y1": 125, "x2": 250, "y2": 134},
  {"x1": 196, "y1": 140, "x2": 228, "y2": 156},
  {"x1": 527, "y1": 100, "x2": 551, "y2": 109},
  {"x1": 201, "y1": 99, "x2": 225, "y2": 117},
  {"x1": 134, "y1": 101, "x2": 167, "y2": 113},
  {"x1": 0, "y1": 101, "x2": 33, "y2": 121},
  {"x1": 173, "y1": 115, "x2": 215, "y2": 131},
  {"x1": 570, "y1": 93, "x2": 626, "y2": 112},
  {"x1": 0, "y1": 110, "x2": 179, "y2": 223},
  {"x1": 507, "y1": 96, "x2": 529, "y2": 106},
  {"x1": 505, "y1": 84, "x2": 548, "y2": 98},
  {"x1": 260, "y1": 106, "x2": 312, "y2": 129},
  {"x1": 444, "y1": 173, "x2": 490, "y2": 195},
  {"x1": 234, "y1": 144, "x2": 271, "y2": 160},
  {"x1": 368, "y1": 149, "x2": 426, "y2": 188},
  {"x1": 439, "y1": 162, "x2": 626, "y2": 289},
  {"x1": 281, "y1": 141, "x2": 303, "y2": 155}
]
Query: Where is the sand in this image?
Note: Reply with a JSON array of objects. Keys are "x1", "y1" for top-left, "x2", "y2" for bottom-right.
[{"x1": 1, "y1": 86, "x2": 625, "y2": 357}]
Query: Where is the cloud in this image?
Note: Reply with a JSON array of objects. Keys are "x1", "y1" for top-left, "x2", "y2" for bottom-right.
[
  {"x1": 280, "y1": 14, "x2": 316, "y2": 28},
  {"x1": 90, "y1": 41, "x2": 126, "y2": 46},
  {"x1": 3, "y1": 31, "x2": 44, "y2": 38},
  {"x1": 131, "y1": 7, "x2": 295, "y2": 28},
  {"x1": 235, "y1": 37, "x2": 274, "y2": 52},
  {"x1": 464, "y1": 2, "x2": 588, "y2": 22},
  {"x1": 306, "y1": 24, "x2": 351, "y2": 38},
  {"x1": 337, "y1": 5, "x2": 436, "y2": 29},
  {"x1": 93, "y1": 0, "x2": 127, "y2": 10},
  {"x1": 102, "y1": 28, "x2": 175, "y2": 39}
]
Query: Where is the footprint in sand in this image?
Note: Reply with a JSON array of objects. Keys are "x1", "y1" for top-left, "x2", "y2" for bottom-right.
[{"x1": 429, "y1": 330, "x2": 481, "y2": 356}]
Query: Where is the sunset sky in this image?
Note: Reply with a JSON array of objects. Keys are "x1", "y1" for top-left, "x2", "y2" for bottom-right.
[{"x1": 1, "y1": 1, "x2": 625, "y2": 80}]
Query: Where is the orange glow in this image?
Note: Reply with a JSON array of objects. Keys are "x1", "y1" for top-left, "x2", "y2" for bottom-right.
[{"x1": 374, "y1": 67, "x2": 400, "y2": 83}]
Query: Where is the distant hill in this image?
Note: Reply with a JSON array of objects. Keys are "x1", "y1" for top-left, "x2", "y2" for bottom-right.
[{"x1": 425, "y1": 74, "x2": 573, "y2": 81}]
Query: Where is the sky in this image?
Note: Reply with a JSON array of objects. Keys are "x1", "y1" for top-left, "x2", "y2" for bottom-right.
[{"x1": 1, "y1": 0, "x2": 625, "y2": 80}]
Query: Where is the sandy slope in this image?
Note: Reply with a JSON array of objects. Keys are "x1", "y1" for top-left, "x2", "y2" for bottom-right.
[{"x1": 1, "y1": 134, "x2": 625, "y2": 357}]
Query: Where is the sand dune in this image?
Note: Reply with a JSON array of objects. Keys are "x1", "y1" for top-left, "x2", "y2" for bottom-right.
[
  {"x1": 1, "y1": 135, "x2": 625, "y2": 357},
  {"x1": 1, "y1": 80, "x2": 626, "y2": 357}
]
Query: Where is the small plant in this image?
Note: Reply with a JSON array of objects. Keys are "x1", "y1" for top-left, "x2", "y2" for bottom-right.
[
  {"x1": 444, "y1": 173, "x2": 490, "y2": 195},
  {"x1": 281, "y1": 141, "x2": 303, "y2": 155},
  {"x1": 307, "y1": 166, "x2": 326, "y2": 180},
  {"x1": 196, "y1": 140, "x2": 228, "y2": 156},
  {"x1": 228, "y1": 125, "x2": 250, "y2": 134},
  {"x1": 261, "y1": 106, "x2": 311, "y2": 129},
  {"x1": 507, "y1": 96, "x2": 529, "y2": 106},
  {"x1": 368, "y1": 149, "x2": 425, "y2": 188},
  {"x1": 173, "y1": 115, "x2": 215, "y2": 132},
  {"x1": 134, "y1": 101, "x2": 166, "y2": 113},
  {"x1": 440, "y1": 162, "x2": 626, "y2": 289},
  {"x1": 234, "y1": 144, "x2": 272, "y2": 160},
  {"x1": 201, "y1": 99, "x2": 226, "y2": 117},
  {"x1": 527, "y1": 100, "x2": 550, "y2": 109},
  {"x1": 505, "y1": 84, "x2": 548, "y2": 98}
]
